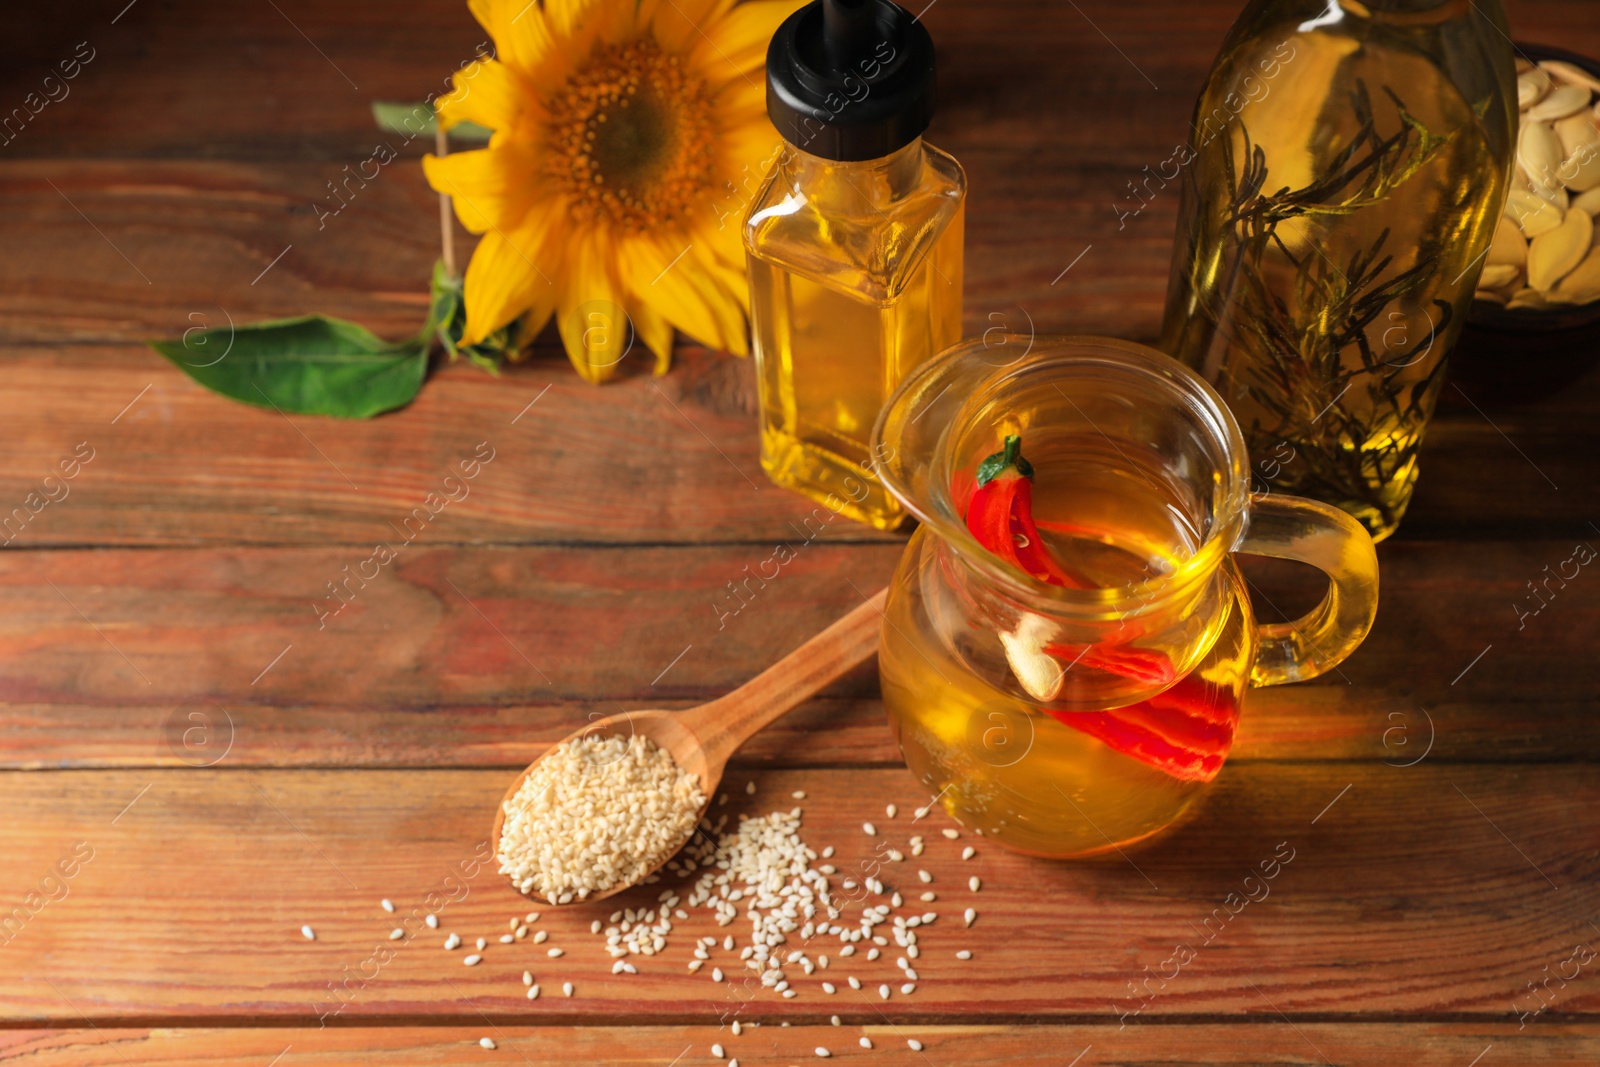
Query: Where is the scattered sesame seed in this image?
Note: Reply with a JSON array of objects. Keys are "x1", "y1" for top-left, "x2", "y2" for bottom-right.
[
  {"x1": 886, "y1": 804, "x2": 897, "y2": 818},
  {"x1": 863, "y1": 822, "x2": 876, "y2": 836},
  {"x1": 480, "y1": 1037, "x2": 496, "y2": 1050},
  {"x1": 476, "y1": 938, "x2": 487, "y2": 951},
  {"x1": 525, "y1": 912, "x2": 540, "y2": 923},
  {"x1": 901, "y1": 982, "x2": 916, "y2": 994},
  {"x1": 746, "y1": 781, "x2": 756, "y2": 795},
  {"x1": 914, "y1": 807, "x2": 929, "y2": 818},
  {"x1": 782, "y1": 989, "x2": 797, "y2": 998},
  {"x1": 712, "y1": 967, "x2": 724, "y2": 982},
  {"x1": 942, "y1": 829, "x2": 960, "y2": 840},
  {"x1": 732, "y1": 1021, "x2": 741, "y2": 1036},
  {"x1": 964, "y1": 908, "x2": 977, "y2": 926},
  {"x1": 562, "y1": 982, "x2": 574, "y2": 997},
  {"x1": 908, "y1": 1038, "x2": 924, "y2": 1051},
  {"x1": 388, "y1": 928, "x2": 403, "y2": 941},
  {"x1": 918, "y1": 869, "x2": 932, "y2": 883},
  {"x1": 381, "y1": 899, "x2": 395, "y2": 913},
  {"x1": 499, "y1": 934, "x2": 514, "y2": 944},
  {"x1": 860, "y1": 1037, "x2": 873, "y2": 1049},
  {"x1": 879, "y1": 983, "x2": 891, "y2": 1000},
  {"x1": 547, "y1": 948, "x2": 564, "y2": 958},
  {"x1": 867, "y1": 948, "x2": 881, "y2": 961},
  {"x1": 300, "y1": 925, "x2": 315, "y2": 941},
  {"x1": 444, "y1": 933, "x2": 462, "y2": 950},
  {"x1": 591, "y1": 920, "x2": 602, "y2": 934},
  {"x1": 527, "y1": 984, "x2": 540, "y2": 999},
  {"x1": 831, "y1": 1015, "x2": 840, "y2": 1026},
  {"x1": 522, "y1": 971, "x2": 533, "y2": 985},
  {"x1": 534, "y1": 930, "x2": 549, "y2": 944},
  {"x1": 957, "y1": 949, "x2": 973, "y2": 960},
  {"x1": 969, "y1": 876, "x2": 982, "y2": 892},
  {"x1": 712, "y1": 1044, "x2": 725, "y2": 1058},
  {"x1": 425, "y1": 914, "x2": 439, "y2": 928},
  {"x1": 848, "y1": 976, "x2": 861, "y2": 990},
  {"x1": 963, "y1": 846, "x2": 976, "y2": 860},
  {"x1": 463, "y1": 954, "x2": 482, "y2": 966},
  {"x1": 815, "y1": 1047, "x2": 830, "y2": 1057},
  {"x1": 792, "y1": 790, "x2": 806, "y2": 799},
  {"x1": 920, "y1": 891, "x2": 936, "y2": 902},
  {"x1": 822, "y1": 981, "x2": 836, "y2": 993}
]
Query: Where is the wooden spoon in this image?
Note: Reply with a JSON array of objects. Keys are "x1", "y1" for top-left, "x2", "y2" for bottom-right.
[{"x1": 491, "y1": 589, "x2": 887, "y2": 904}]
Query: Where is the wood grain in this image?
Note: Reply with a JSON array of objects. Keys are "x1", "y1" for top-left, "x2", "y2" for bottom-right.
[
  {"x1": 0, "y1": 765, "x2": 1596, "y2": 1023},
  {"x1": 0, "y1": 541, "x2": 1590, "y2": 713},
  {"x1": 2, "y1": 1024, "x2": 1598, "y2": 1066},
  {"x1": 0, "y1": 345, "x2": 1587, "y2": 546}
]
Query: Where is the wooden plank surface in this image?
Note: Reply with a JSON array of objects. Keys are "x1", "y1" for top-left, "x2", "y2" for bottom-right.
[
  {"x1": 0, "y1": 765, "x2": 1595, "y2": 1023},
  {"x1": 4, "y1": 1025, "x2": 1599, "y2": 1066},
  {"x1": 0, "y1": 346, "x2": 1593, "y2": 547}
]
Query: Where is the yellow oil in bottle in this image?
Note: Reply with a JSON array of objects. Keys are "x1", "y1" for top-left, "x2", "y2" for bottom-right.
[
  {"x1": 745, "y1": 141, "x2": 965, "y2": 530},
  {"x1": 1160, "y1": 2, "x2": 1514, "y2": 540}
]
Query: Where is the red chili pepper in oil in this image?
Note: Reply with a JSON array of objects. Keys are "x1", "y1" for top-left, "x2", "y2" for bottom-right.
[{"x1": 962, "y1": 434, "x2": 1235, "y2": 781}]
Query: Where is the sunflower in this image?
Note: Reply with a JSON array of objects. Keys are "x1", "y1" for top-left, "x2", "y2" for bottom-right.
[{"x1": 424, "y1": 0, "x2": 801, "y2": 383}]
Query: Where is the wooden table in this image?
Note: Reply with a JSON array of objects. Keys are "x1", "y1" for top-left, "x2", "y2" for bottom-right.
[{"x1": 3, "y1": 0, "x2": 1598, "y2": 1063}]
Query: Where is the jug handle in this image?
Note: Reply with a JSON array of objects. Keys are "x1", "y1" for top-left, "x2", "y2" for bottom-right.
[{"x1": 1237, "y1": 493, "x2": 1380, "y2": 687}]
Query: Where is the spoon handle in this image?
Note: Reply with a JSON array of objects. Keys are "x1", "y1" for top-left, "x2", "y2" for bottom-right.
[{"x1": 687, "y1": 588, "x2": 887, "y2": 768}]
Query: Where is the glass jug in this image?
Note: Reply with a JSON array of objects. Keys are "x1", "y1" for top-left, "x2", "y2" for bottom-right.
[{"x1": 870, "y1": 336, "x2": 1379, "y2": 857}]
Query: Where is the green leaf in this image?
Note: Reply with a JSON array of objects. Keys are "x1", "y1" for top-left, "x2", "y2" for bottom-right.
[
  {"x1": 151, "y1": 315, "x2": 428, "y2": 418},
  {"x1": 371, "y1": 100, "x2": 492, "y2": 143}
]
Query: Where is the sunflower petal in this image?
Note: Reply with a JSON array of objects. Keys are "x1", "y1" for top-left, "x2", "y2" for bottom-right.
[
  {"x1": 691, "y1": 0, "x2": 804, "y2": 85},
  {"x1": 423, "y1": 144, "x2": 538, "y2": 234},
  {"x1": 627, "y1": 298, "x2": 675, "y2": 375},
  {"x1": 436, "y1": 59, "x2": 531, "y2": 134},
  {"x1": 651, "y1": 0, "x2": 738, "y2": 54},
  {"x1": 557, "y1": 231, "x2": 635, "y2": 383},
  {"x1": 620, "y1": 232, "x2": 748, "y2": 356},
  {"x1": 462, "y1": 204, "x2": 563, "y2": 344},
  {"x1": 467, "y1": 0, "x2": 558, "y2": 78}
]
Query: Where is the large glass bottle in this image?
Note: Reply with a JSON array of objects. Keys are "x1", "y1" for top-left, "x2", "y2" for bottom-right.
[
  {"x1": 745, "y1": 0, "x2": 966, "y2": 530},
  {"x1": 1159, "y1": 0, "x2": 1516, "y2": 540}
]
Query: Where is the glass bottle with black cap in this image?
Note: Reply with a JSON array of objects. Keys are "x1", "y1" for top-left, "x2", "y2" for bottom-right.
[{"x1": 743, "y1": 0, "x2": 966, "y2": 530}]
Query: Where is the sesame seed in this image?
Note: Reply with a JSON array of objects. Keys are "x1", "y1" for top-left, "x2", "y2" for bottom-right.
[
  {"x1": 782, "y1": 989, "x2": 797, "y2": 998},
  {"x1": 965, "y1": 908, "x2": 977, "y2": 926},
  {"x1": 942, "y1": 829, "x2": 960, "y2": 839},
  {"x1": 384, "y1": 928, "x2": 400, "y2": 941},
  {"x1": 908, "y1": 1038, "x2": 924, "y2": 1051},
  {"x1": 918, "y1": 870, "x2": 932, "y2": 883},
  {"x1": 525, "y1": 912, "x2": 540, "y2": 923},
  {"x1": 957, "y1": 949, "x2": 973, "y2": 959},
  {"x1": 480, "y1": 1037, "x2": 496, "y2": 1050},
  {"x1": 860, "y1": 1037, "x2": 873, "y2": 1049},
  {"x1": 425, "y1": 914, "x2": 439, "y2": 928},
  {"x1": 476, "y1": 938, "x2": 487, "y2": 950},
  {"x1": 712, "y1": 967, "x2": 724, "y2": 982},
  {"x1": 793, "y1": 790, "x2": 806, "y2": 799},
  {"x1": 867, "y1": 948, "x2": 881, "y2": 961},
  {"x1": 886, "y1": 804, "x2": 897, "y2": 818},
  {"x1": 863, "y1": 822, "x2": 876, "y2": 835},
  {"x1": 963, "y1": 846, "x2": 976, "y2": 860},
  {"x1": 534, "y1": 930, "x2": 549, "y2": 944},
  {"x1": 527, "y1": 984, "x2": 540, "y2": 999},
  {"x1": 914, "y1": 807, "x2": 928, "y2": 818},
  {"x1": 381, "y1": 899, "x2": 395, "y2": 913},
  {"x1": 746, "y1": 781, "x2": 756, "y2": 794},
  {"x1": 300, "y1": 925, "x2": 315, "y2": 941},
  {"x1": 562, "y1": 982, "x2": 574, "y2": 997},
  {"x1": 969, "y1": 876, "x2": 982, "y2": 892},
  {"x1": 498, "y1": 934, "x2": 514, "y2": 944},
  {"x1": 499, "y1": 735, "x2": 704, "y2": 903},
  {"x1": 732, "y1": 1021, "x2": 742, "y2": 1036},
  {"x1": 901, "y1": 982, "x2": 916, "y2": 994},
  {"x1": 712, "y1": 1044, "x2": 725, "y2": 1058},
  {"x1": 920, "y1": 891, "x2": 936, "y2": 902},
  {"x1": 463, "y1": 954, "x2": 482, "y2": 966},
  {"x1": 444, "y1": 933, "x2": 461, "y2": 950},
  {"x1": 848, "y1": 976, "x2": 861, "y2": 990},
  {"x1": 831, "y1": 1015, "x2": 840, "y2": 1026},
  {"x1": 815, "y1": 1049, "x2": 830, "y2": 1058},
  {"x1": 547, "y1": 948, "x2": 564, "y2": 957},
  {"x1": 879, "y1": 984, "x2": 891, "y2": 999}
]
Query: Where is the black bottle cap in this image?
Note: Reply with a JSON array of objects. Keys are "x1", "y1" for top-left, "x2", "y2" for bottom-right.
[{"x1": 765, "y1": 0, "x2": 936, "y2": 162}]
